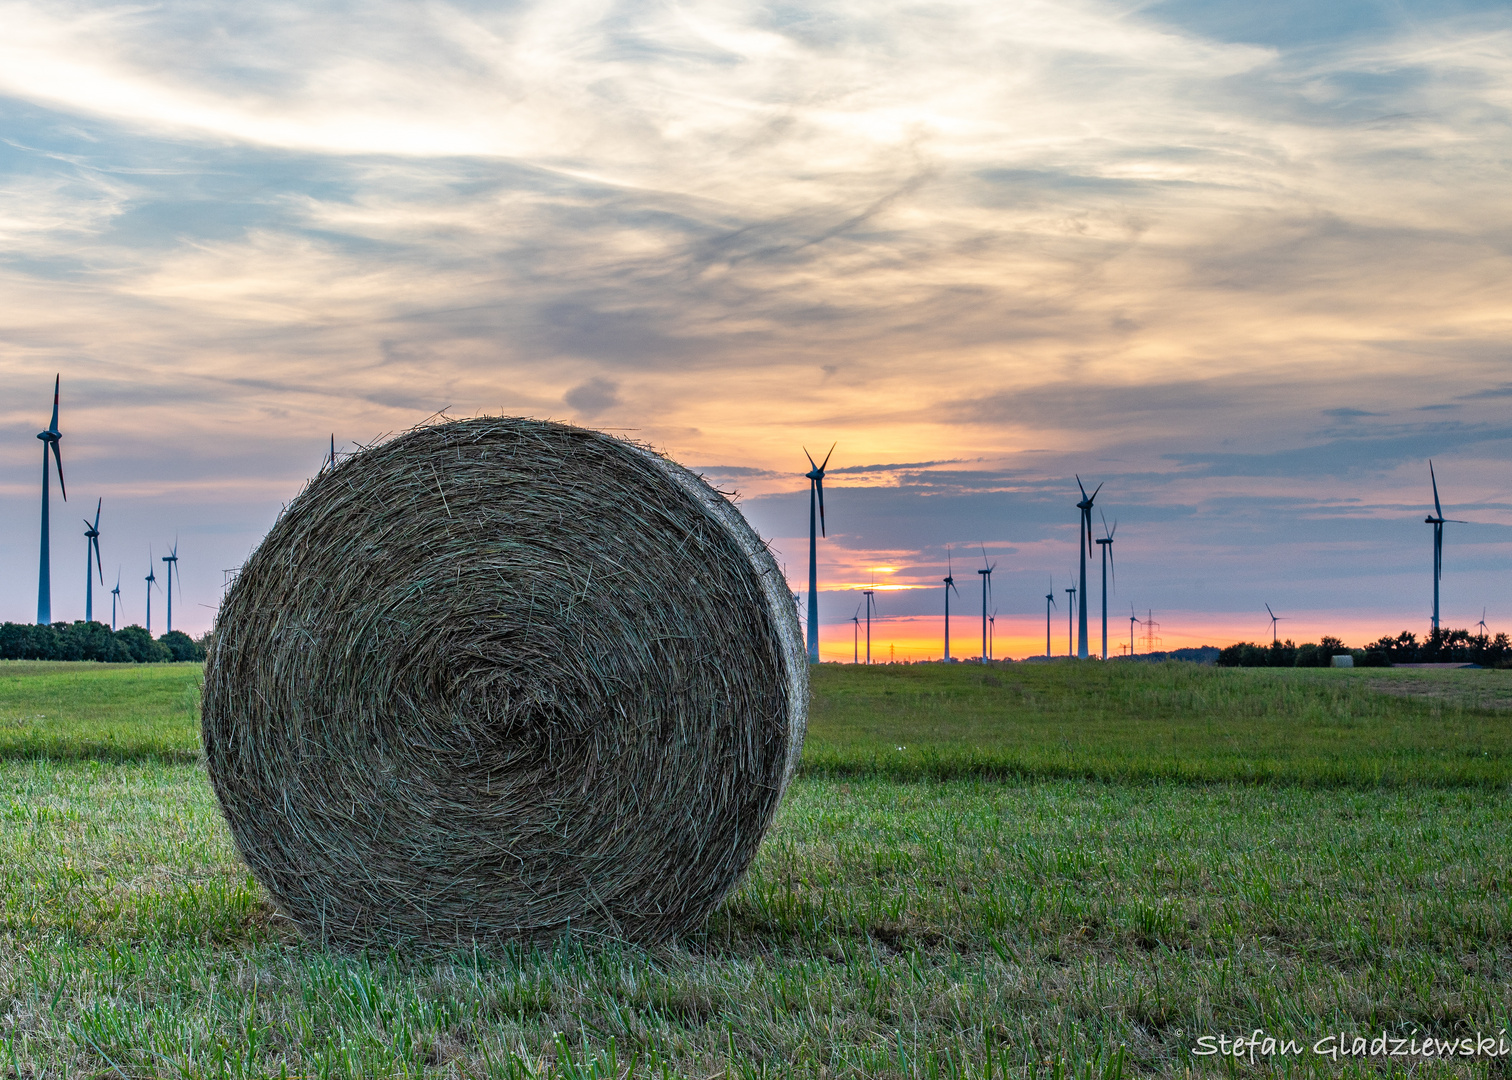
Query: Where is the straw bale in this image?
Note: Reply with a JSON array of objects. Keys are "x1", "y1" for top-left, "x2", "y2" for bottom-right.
[{"x1": 202, "y1": 417, "x2": 806, "y2": 947}]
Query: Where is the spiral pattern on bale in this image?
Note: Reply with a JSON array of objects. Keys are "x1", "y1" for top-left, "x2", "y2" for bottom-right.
[{"x1": 202, "y1": 417, "x2": 806, "y2": 947}]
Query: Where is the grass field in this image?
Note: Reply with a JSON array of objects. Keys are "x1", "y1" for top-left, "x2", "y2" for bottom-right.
[
  {"x1": 806, "y1": 662, "x2": 1512, "y2": 786},
  {"x1": 1, "y1": 660, "x2": 1510, "y2": 1078}
]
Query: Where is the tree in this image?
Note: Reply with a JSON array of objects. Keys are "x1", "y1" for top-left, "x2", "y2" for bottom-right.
[
  {"x1": 158, "y1": 630, "x2": 206, "y2": 662},
  {"x1": 115, "y1": 625, "x2": 172, "y2": 663}
]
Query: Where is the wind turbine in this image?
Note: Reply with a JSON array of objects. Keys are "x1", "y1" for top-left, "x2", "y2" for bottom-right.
[
  {"x1": 110, "y1": 571, "x2": 122, "y2": 631},
  {"x1": 1129, "y1": 604, "x2": 1137, "y2": 657},
  {"x1": 36, "y1": 375, "x2": 66, "y2": 625},
  {"x1": 325, "y1": 434, "x2": 337, "y2": 471},
  {"x1": 977, "y1": 545, "x2": 995, "y2": 663},
  {"x1": 83, "y1": 499, "x2": 103, "y2": 623},
  {"x1": 989, "y1": 609, "x2": 997, "y2": 661},
  {"x1": 942, "y1": 548, "x2": 960, "y2": 661},
  {"x1": 851, "y1": 604, "x2": 862, "y2": 664},
  {"x1": 162, "y1": 542, "x2": 182, "y2": 634},
  {"x1": 1065, "y1": 580, "x2": 1077, "y2": 657},
  {"x1": 1477, "y1": 608, "x2": 1489, "y2": 639},
  {"x1": 1074, "y1": 476, "x2": 1102, "y2": 659},
  {"x1": 145, "y1": 553, "x2": 159, "y2": 636},
  {"x1": 1265, "y1": 603, "x2": 1285, "y2": 645},
  {"x1": 803, "y1": 445, "x2": 834, "y2": 663},
  {"x1": 1095, "y1": 514, "x2": 1116, "y2": 660},
  {"x1": 1425, "y1": 461, "x2": 1467, "y2": 632},
  {"x1": 1045, "y1": 577, "x2": 1056, "y2": 658},
  {"x1": 862, "y1": 586, "x2": 876, "y2": 665}
]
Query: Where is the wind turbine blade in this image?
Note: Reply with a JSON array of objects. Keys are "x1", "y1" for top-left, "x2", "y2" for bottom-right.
[
  {"x1": 94, "y1": 538, "x2": 104, "y2": 584},
  {"x1": 93, "y1": 497, "x2": 101, "y2": 530},
  {"x1": 49, "y1": 374, "x2": 59, "y2": 430},
  {"x1": 980, "y1": 543, "x2": 989, "y2": 568},
  {"x1": 1430, "y1": 460, "x2": 1443, "y2": 518},
  {"x1": 802, "y1": 446, "x2": 817, "y2": 471},
  {"x1": 1266, "y1": 603, "x2": 1275, "y2": 619},
  {"x1": 815, "y1": 477, "x2": 826, "y2": 537},
  {"x1": 1090, "y1": 482, "x2": 1103, "y2": 501},
  {"x1": 1108, "y1": 546, "x2": 1115, "y2": 588},
  {"x1": 819, "y1": 442, "x2": 836, "y2": 470},
  {"x1": 52, "y1": 441, "x2": 66, "y2": 501}
]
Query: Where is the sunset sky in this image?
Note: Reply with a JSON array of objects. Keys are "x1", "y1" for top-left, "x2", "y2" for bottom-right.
[{"x1": 1, "y1": 0, "x2": 1509, "y2": 657}]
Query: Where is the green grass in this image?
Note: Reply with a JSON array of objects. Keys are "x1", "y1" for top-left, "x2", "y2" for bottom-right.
[
  {"x1": 805, "y1": 662, "x2": 1512, "y2": 787},
  {"x1": 0, "y1": 662, "x2": 202, "y2": 762},
  {"x1": 1, "y1": 661, "x2": 1510, "y2": 1077}
]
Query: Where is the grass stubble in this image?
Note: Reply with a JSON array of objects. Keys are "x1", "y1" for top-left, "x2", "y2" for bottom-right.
[{"x1": 1, "y1": 661, "x2": 1510, "y2": 1078}]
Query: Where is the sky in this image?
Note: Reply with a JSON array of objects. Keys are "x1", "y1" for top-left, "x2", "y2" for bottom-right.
[{"x1": 0, "y1": 0, "x2": 1509, "y2": 658}]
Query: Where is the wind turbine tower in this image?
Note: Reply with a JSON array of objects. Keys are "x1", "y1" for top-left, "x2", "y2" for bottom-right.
[
  {"x1": 1425, "y1": 461, "x2": 1466, "y2": 632},
  {"x1": 162, "y1": 542, "x2": 182, "y2": 634},
  {"x1": 1074, "y1": 477, "x2": 1102, "y2": 659},
  {"x1": 145, "y1": 555, "x2": 158, "y2": 636},
  {"x1": 36, "y1": 375, "x2": 66, "y2": 625},
  {"x1": 1045, "y1": 578, "x2": 1056, "y2": 658},
  {"x1": 1065, "y1": 582, "x2": 1076, "y2": 657},
  {"x1": 1095, "y1": 514, "x2": 1116, "y2": 660},
  {"x1": 1266, "y1": 604, "x2": 1285, "y2": 645},
  {"x1": 862, "y1": 587, "x2": 876, "y2": 665},
  {"x1": 803, "y1": 445, "x2": 834, "y2": 662},
  {"x1": 942, "y1": 548, "x2": 960, "y2": 661},
  {"x1": 83, "y1": 499, "x2": 103, "y2": 623},
  {"x1": 977, "y1": 546, "x2": 995, "y2": 663}
]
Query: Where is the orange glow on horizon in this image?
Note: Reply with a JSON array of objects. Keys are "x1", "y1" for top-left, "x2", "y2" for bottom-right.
[{"x1": 812, "y1": 611, "x2": 1439, "y2": 664}]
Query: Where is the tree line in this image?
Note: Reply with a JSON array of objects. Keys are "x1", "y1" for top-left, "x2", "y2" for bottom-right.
[
  {"x1": 0, "y1": 621, "x2": 208, "y2": 663},
  {"x1": 1218, "y1": 627, "x2": 1512, "y2": 668}
]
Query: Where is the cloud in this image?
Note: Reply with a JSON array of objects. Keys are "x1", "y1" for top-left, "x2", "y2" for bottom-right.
[
  {"x1": 1164, "y1": 423, "x2": 1512, "y2": 478},
  {"x1": 825, "y1": 459, "x2": 963, "y2": 473},
  {"x1": 0, "y1": 0, "x2": 1509, "y2": 633},
  {"x1": 1458, "y1": 383, "x2": 1512, "y2": 400},
  {"x1": 563, "y1": 376, "x2": 620, "y2": 417}
]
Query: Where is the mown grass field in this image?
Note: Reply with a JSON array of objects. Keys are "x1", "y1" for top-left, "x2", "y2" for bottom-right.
[{"x1": 1, "y1": 660, "x2": 1510, "y2": 1078}]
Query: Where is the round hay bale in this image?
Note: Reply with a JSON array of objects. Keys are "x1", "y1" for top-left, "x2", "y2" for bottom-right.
[{"x1": 202, "y1": 417, "x2": 806, "y2": 947}]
